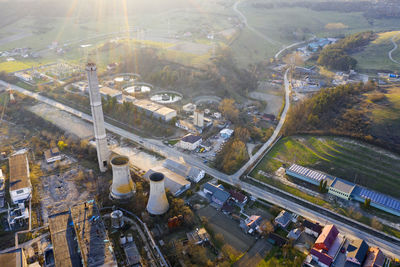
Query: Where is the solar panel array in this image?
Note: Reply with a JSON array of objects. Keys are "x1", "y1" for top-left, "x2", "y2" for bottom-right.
[
  {"x1": 358, "y1": 187, "x2": 400, "y2": 212},
  {"x1": 288, "y1": 164, "x2": 327, "y2": 183}
]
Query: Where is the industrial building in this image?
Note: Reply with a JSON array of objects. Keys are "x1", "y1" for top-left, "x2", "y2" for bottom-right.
[
  {"x1": 99, "y1": 86, "x2": 123, "y2": 102},
  {"x1": 133, "y1": 99, "x2": 176, "y2": 121},
  {"x1": 49, "y1": 200, "x2": 117, "y2": 267},
  {"x1": 182, "y1": 103, "x2": 196, "y2": 113},
  {"x1": 163, "y1": 159, "x2": 205, "y2": 183},
  {"x1": 177, "y1": 134, "x2": 202, "y2": 151},
  {"x1": 0, "y1": 248, "x2": 27, "y2": 267},
  {"x1": 286, "y1": 164, "x2": 400, "y2": 216},
  {"x1": 286, "y1": 164, "x2": 335, "y2": 187},
  {"x1": 44, "y1": 147, "x2": 62, "y2": 164},
  {"x1": 144, "y1": 167, "x2": 190, "y2": 197},
  {"x1": 328, "y1": 178, "x2": 356, "y2": 200},
  {"x1": 9, "y1": 152, "x2": 31, "y2": 204}
]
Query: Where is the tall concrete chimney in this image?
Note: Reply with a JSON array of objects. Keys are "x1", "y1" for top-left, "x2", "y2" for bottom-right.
[
  {"x1": 110, "y1": 156, "x2": 135, "y2": 200},
  {"x1": 146, "y1": 172, "x2": 169, "y2": 215},
  {"x1": 86, "y1": 63, "x2": 109, "y2": 172}
]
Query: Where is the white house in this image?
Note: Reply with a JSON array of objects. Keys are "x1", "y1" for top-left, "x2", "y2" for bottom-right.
[
  {"x1": 9, "y1": 153, "x2": 32, "y2": 204},
  {"x1": 177, "y1": 134, "x2": 202, "y2": 151}
]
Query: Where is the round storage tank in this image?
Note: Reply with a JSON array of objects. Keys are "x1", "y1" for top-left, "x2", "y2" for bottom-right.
[{"x1": 111, "y1": 210, "x2": 124, "y2": 229}]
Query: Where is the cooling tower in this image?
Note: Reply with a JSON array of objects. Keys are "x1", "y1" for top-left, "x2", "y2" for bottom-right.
[
  {"x1": 110, "y1": 156, "x2": 135, "y2": 200},
  {"x1": 146, "y1": 172, "x2": 169, "y2": 215},
  {"x1": 86, "y1": 63, "x2": 109, "y2": 172}
]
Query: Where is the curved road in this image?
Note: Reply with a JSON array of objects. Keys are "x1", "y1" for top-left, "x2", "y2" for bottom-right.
[
  {"x1": 233, "y1": 1, "x2": 279, "y2": 45},
  {"x1": 389, "y1": 32, "x2": 400, "y2": 65}
]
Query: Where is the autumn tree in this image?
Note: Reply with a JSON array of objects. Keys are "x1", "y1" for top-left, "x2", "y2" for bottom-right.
[
  {"x1": 219, "y1": 98, "x2": 239, "y2": 122},
  {"x1": 259, "y1": 220, "x2": 274, "y2": 237}
]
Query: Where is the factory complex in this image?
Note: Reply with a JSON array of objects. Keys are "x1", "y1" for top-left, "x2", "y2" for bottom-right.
[{"x1": 286, "y1": 164, "x2": 400, "y2": 216}]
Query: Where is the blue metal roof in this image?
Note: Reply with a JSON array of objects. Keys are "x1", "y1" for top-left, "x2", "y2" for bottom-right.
[
  {"x1": 287, "y1": 164, "x2": 335, "y2": 184},
  {"x1": 353, "y1": 186, "x2": 400, "y2": 212}
]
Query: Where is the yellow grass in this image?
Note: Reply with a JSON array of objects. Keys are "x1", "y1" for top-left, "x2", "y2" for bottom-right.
[
  {"x1": 372, "y1": 31, "x2": 400, "y2": 44},
  {"x1": 0, "y1": 61, "x2": 32, "y2": 73}
]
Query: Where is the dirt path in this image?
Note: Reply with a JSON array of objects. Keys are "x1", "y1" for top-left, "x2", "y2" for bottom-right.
[{"x1": 388, "y1": 32, "x2": 400, "y2": 65}]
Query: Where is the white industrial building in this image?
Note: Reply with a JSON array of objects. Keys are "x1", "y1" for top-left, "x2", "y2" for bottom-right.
[
  {"x1": 14, "y1": 72, "x2": 33, "y2": 82},
  {"x1": 133, "y1": 99, "x2": 177, "y2": 122},
  {"x1": 9, "y1": 152, "x2": 31, "y2": 204},
  {"x1": 193, "y1": 110, "x2": 204, "y2": 128},
  {"x1": 177, "y1": 134, "x2": 202, "y2": 151}
]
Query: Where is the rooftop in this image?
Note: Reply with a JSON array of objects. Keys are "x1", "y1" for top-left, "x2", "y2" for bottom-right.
[
  {"x1": 48, "y1": 211, "x2": 82, "y2": 267},
  {"x1": 315, "y1": 225, "x2": 339, "y2": 251},
  {"x1": 70, "y1": 201, "x2": 117, "y2": 267},
  {"x1": 0, "y1": 248, "x2": 25, "y2": 267},
  {"x1": 330, "y1": 178, "x2": 356, "y2": 194},
  {"x1": 353, "y1": 186, "x2": 400, "y2": 212},
  {"x1": 99, "y1": 86, "x2": 121, "y2": 97},
  {"x1": 303, "y1": 219, "x2": 323, "y2": 234},
  {"x1": 181, "y1": 134, "x2": 202, "y2": 144},
  {"x1": 203, "y1": 182, "x2": 230, "y2": 203},
  {"x1": 287, "y1": 164, "x2": 335, "y2": 185},
  {"x1": 347, "y1": 239, "x2": 369, "y2": 264},
  {"x1": 275, "y1": 210, "x2": 292, "y2": 227},
  {"x1": 363, "y1": 247, "x2": 385, "y2": 267},
  {"x1": 163, "y1": 159, "x2": 202, "y2": 180},
  {"x1": 9, "y1": 153, "x2": 31, "y2": 191}
]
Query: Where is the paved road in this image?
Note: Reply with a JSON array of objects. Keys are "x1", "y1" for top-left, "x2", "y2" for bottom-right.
[
  {"x1": 389, "y1": 32, "x2": 400, "y2": 65},
  {"x1": 233, "y1": 1, "x2": 279, "y2": 45},
  {"x1": 3, "y1": 80, "x2": 400, "y2": 258}
]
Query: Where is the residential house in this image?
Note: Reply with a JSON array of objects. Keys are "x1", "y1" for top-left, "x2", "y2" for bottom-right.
[
  {"x1": 345, "y1": 239, "x2": 369, "y2": 267},
  {"x1": 274, "y1": 210, "x2": 292, "y2": 228},
  {"x1": 203, "y1": 182, "x2": 230, "y2": 207},
  {"x1": 310, "y1": 225, "x2": 343, "y2": 267},
  {"x1": 229, "y1": 190, "x2": 247, "y2": 205},
  {"x1": 177, "y1": 135, "x2": 202, "y2": 151},
  {"x1": 303, "y1": 219, "x2": 323, "y2": 238},
  {"x1": 287, "y1": 228, "x2": 302, "y2": 240},
  {"x1": 245, "y1": 215, "x2": 262, "y2": 234},
  {"x1": 9, "y1": 153, "x2": 31, "y2": 204},
  {"x1": 363, "y1": 247, "x2": 385, "y2": 267}
]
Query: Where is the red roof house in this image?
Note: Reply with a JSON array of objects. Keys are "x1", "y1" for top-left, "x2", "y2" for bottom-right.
[
  {"x1": 314, "y1": 225, "x2": 339, "y2": 252},
  {"x1": 311, "y1": 248, "x2": 334, "y2": 267}
]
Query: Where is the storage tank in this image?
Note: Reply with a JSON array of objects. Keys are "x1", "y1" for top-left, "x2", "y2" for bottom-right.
[
  {"x1": 120, "y1": 234, "x2": 126, "y2": 245},
  {"x1": 127, "y1": 233, "x2": 133, "y2": 243},
  {"x1": 111, "y1": 210, "x2": 124, "y2": 229},
  {"x1": 110, "y1": 156, "x2": 135, "y2": 200},
  {"x1": 146, "y1": 172, "x2": 169, "y2": 215}
]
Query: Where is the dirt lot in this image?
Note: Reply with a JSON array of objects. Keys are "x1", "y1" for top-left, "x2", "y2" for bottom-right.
[{"x1": 196, "y1": 206, "x2": 255, "y2": 253}]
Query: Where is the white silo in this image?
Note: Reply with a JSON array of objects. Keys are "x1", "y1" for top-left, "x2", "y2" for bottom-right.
[
  {"x1": 146, "y1": 172, "x2": 169, "y2": 215},
  {"x1": 110, "y1": 156, "x2": 135, "y2": 200}
]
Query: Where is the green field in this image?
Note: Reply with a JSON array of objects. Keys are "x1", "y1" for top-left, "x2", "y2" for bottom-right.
[
  {"x1": 353, "y1": 31, "x2": 400, "y2": 71},
  {"x1": 251, "y1": 136, "x2": 400, "y2": 198}
]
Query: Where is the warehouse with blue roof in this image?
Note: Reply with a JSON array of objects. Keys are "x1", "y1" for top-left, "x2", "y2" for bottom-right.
[{"x1": 286, "y1": 164, "x2": 400, "y2": 216}]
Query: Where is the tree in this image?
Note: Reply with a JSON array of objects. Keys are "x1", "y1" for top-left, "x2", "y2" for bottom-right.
[
  {"x1": 219, "y1": 98, "x2": 239, "y2": 123},
  {"x1": 259, "y1": 220, "x2": 274, "y2": 237},
  {"x1": 371, "y1": 217, "x2": 383, "y2": 231},
  {"x1": 57, "y1": 140, "x2": 67, "y2": 151},
  {"x1": 364, "y1": 198, "x2": 371, "y2": 209}
]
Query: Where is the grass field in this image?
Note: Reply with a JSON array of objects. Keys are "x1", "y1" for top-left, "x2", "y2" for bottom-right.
[
  {"x1": 251, "y1": 136, "x2": 400, "y2": 198},
  {"x1": 353, "y1": 31, "x2": 400, "y2": 71}
]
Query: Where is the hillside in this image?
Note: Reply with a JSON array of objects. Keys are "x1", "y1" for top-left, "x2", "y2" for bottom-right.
[{"x1": 284, "y1": 82, "x2": 400, "y2": 153}]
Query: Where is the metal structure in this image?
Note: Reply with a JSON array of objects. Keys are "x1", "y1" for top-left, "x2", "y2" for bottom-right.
[
  {"x1": 110, "y1": 156, "x2": 135, "y2": 200},
  {"x1": 86, "y1": 63, "x2": 109, "y2": 172},
  {"x1": 111, "y1": 209, "x2": 124, "y2": 229},
  {"x1": 146, "y1": 172, "x2": 169, "y2": 215}
]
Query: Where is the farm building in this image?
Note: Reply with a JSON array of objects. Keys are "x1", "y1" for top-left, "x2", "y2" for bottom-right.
[
  {"x1": 328, "y1": 178, "x2": 356, "y2": 200},
  {"x1": 352, "y1": 186, "x2": 400, "y2": 217},
  {"x1": 286, "y1": 164, "x2": 335, "y2": 187}
]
